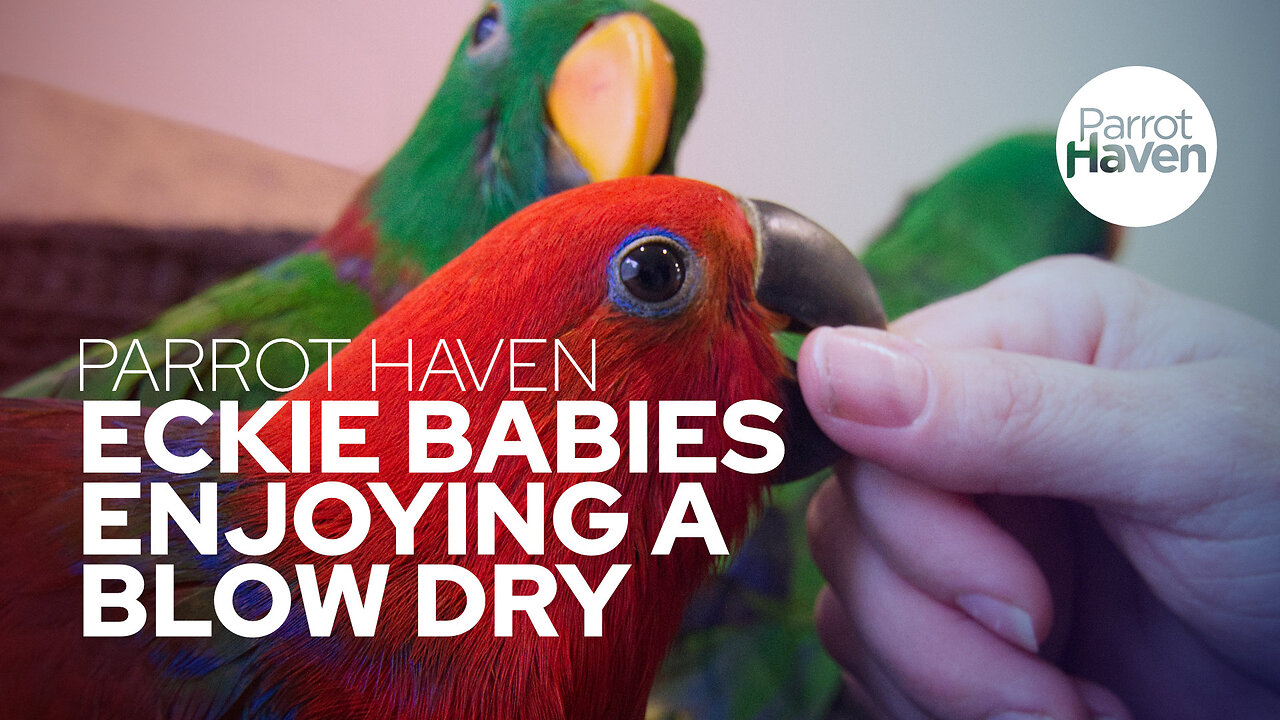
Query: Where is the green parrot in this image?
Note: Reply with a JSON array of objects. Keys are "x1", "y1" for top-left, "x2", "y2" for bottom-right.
[
  {"x1": 861, "y1": 132, "x2": 1120, "y2": 322},
  {"x1": 647, "y1": 131, "x2": 1119, "y2": 720},
  {"x1": 5, "y1": 0, "x2": 703, "y2": 408}
]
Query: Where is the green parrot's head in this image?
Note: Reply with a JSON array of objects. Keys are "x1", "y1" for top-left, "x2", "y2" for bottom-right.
[
  {"x1": 369, "y1": 0, "x2": 704, "y2": 270},
  {"x1": 452, "y1": 0, "x2": 703, "y2": 187}
]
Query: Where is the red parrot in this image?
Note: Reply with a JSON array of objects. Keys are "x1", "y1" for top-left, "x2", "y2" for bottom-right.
[{"x1": 0, "y1": 176, "x2": 884, "y2": 719}]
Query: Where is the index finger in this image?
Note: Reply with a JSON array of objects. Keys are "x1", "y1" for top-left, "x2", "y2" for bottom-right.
[{"x1": 891, "y1": 255, "x2": 1278, "y2": 369}]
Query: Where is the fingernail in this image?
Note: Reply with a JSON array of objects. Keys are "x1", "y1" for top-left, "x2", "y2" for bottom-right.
[
  {"x1": 813, "y1": 327, "x2": 928, "y2": 427},
  {"x1": 987, "y1": 713, "x2": 1057, "y2": 720},
  {"x1": 958, "y1": 593, "x2": 1039, "y2": 653}
]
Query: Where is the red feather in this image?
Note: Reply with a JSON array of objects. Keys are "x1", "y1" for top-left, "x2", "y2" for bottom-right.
[{"x1": 1, "y1": 177, "x2": 792, "y2": 719}]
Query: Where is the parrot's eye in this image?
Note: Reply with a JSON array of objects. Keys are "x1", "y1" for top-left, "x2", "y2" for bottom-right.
[
  {"x1": 621, "y1": 243, "x2": 683, "y2": 301},
  {"x1": 608, "y1": 233, "x2": 700, "y2": 318},
  {"x1": 469, "y1": 5, "x2": 504, "y2": 55}
]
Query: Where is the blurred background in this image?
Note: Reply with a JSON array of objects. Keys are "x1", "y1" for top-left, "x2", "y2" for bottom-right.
[{"x1": 1, "y1": 0, "x2": 1277, "y2": 329}]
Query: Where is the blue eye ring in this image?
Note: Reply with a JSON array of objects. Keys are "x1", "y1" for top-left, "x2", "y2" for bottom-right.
[{"x1": 607, "y1": 230, "x2": 701, "y2": 318}]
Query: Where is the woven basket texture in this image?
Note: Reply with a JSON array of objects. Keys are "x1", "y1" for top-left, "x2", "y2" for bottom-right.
[{"x1": 0, "y1": 224, "x2": 311, "y2": 389}]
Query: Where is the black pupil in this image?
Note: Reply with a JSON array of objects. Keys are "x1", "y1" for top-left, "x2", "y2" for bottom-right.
[
  {"x1": 473, "y1": 9, "x2": 499, "y2": 46},
  {"x1": 620, "y1": 242, "x2": 685, "y2": 303}
]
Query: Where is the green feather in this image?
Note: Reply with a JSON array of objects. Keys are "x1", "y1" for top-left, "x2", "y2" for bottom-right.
[
  {"x1": 372, "y1": 0, "x2": 704, "y2": 275},
  {"x1": 864, "y1": 132, "x2": 1116, "y2": 321}
]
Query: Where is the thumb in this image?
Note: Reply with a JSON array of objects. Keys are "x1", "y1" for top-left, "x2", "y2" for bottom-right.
[{"x1": 796, "y1": 324, "x2": 1233, "y2": 508}]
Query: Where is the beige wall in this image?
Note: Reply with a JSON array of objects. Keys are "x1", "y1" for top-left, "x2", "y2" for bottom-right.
[
  {"x1": 0, "y1": 0, "x2": 471, "y2": 173},
  {"x1": 3, "y1": 0, "x2": 1277, "y2": 326}
]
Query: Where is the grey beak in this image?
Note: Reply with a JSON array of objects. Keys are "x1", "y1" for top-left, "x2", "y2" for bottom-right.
[{"x1": 741, "y1": 198, "x2": 887, "y2": 482}]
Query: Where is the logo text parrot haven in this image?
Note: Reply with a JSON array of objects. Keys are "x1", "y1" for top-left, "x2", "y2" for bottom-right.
[
  {"x1": 1055, "y1": 66, "x2": 1217, "y2": 227},
  {"x1": 1064, "y1": 108, "x2": 1207, "y2": 178}
]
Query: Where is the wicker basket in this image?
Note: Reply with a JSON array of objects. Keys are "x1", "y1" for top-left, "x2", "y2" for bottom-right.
[{"x1": 0, "y1": 223, "x2": 312, "y2": 389}]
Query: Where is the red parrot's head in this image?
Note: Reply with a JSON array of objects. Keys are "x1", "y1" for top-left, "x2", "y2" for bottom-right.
[
  {"x1": 335, "y1": 173, "x2": 885, "y2": 488},
  {"x1": 266, "y1": 175, "x2": 886, "y2": 718}
]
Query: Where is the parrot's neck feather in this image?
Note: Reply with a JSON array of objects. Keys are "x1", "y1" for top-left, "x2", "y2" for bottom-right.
[{"x1": 310, "y1": 88, "x2": 544, "y2": 314}]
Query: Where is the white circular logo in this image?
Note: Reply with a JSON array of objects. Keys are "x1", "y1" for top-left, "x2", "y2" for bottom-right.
[{"x1": 1057, "y1": 66, "x2": 1216, "y2": 228}]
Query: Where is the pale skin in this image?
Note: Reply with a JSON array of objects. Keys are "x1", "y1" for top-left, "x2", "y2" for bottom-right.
[{"x1": 798, "y1": 256, "x2": 1280, "y2": 720}]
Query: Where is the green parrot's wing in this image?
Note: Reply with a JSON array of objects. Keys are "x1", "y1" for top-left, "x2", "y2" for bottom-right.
[
  {"x1": 651, "y1": 131, "x2": 1115, "y2": 720},
  {"x1": 864, "y1": 132, "x2": 1117, "y2": 321},
  {"x1": 4, "y1": 252, "x2": 376, "y2": 408}
]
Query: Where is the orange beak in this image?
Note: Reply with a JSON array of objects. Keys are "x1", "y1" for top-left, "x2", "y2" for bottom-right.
[{"x1": 547, "y1": 13, "x2": 677, "y2": 182}]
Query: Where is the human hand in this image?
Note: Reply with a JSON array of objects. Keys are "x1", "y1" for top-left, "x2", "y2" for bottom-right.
[{"x1": 798, "y1": 256, "x2": 1280, "y2": 720}]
